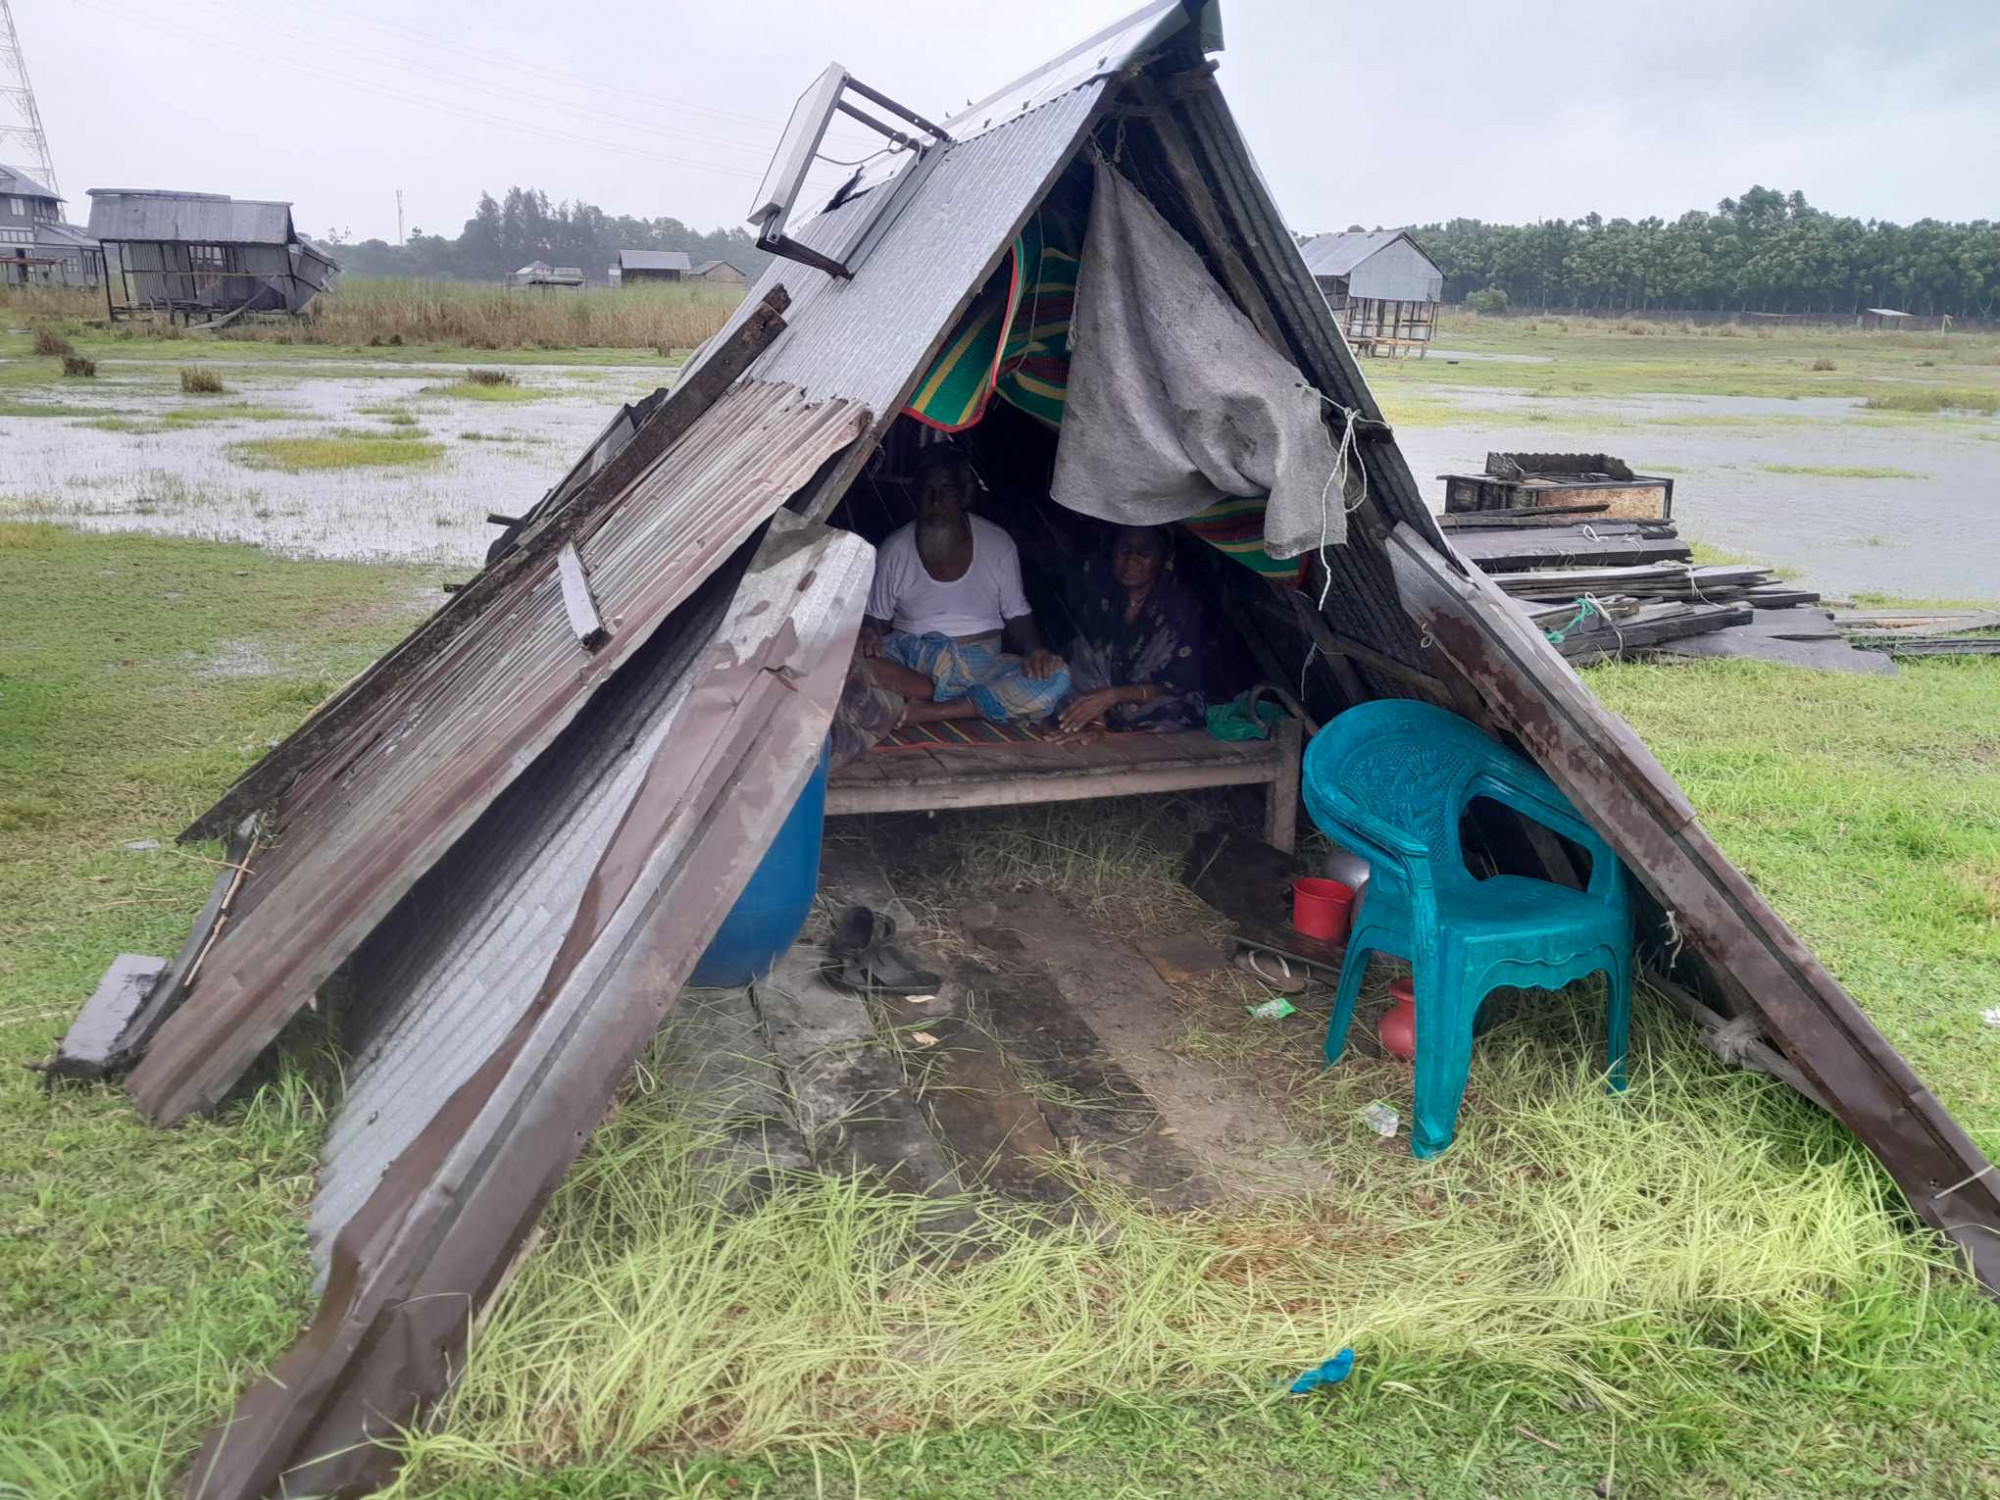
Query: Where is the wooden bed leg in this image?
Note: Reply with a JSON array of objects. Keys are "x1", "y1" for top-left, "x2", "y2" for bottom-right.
[{"x1": 1265, "y1": 717, "x2": 1302, "y2": 854}]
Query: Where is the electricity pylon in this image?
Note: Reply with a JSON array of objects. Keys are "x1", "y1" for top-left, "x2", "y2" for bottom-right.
[{"x1": 0, "y1": 0, "x2": 59, "y2": 196}]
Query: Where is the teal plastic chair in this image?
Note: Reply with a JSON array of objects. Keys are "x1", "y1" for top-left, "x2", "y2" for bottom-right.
[{"x1": 1302, "y1": 700, "x2": 1633, "y2": 1158}]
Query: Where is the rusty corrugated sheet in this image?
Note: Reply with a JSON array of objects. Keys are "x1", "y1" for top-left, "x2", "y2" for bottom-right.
[
  {"x1": 189, "y1": 518, "x2": 873, "y2": 1499},
  {"x1": 128, "y1": 381, "x2": 867, "y2": 1125},
  {"x1": 307, "y1": 557, "x2": 742, "y2": 1277}
]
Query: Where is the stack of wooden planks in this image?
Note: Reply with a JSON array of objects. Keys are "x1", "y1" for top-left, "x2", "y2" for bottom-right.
[{"x1": 1445, "y1": 506, "x2": 1900, "y2": 673}]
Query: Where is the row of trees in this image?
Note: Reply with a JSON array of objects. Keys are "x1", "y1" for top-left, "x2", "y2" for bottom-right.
[
  {"x1": 323, "y1": 187, "x2": 773, "y2": 284},
  {"x1": 1349, "y1": 188, "x2": 2000, "y2": 317},
  {"x1": 332, "y1": 183, "x2": 2000, "y2": 318}
]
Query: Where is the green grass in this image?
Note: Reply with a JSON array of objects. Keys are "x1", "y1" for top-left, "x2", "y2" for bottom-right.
[
  {"x1": 1589, "y1": 656, "x2": 2000, "y2": 1151},
  {"x1": 0, "y1": 524, "x2": 441, "y2": 1497},
  {"x1": 2, "y1": 526, "x2": 1997, "y2": 1496},
  {"x1": 1373, "y1": 315, "x2": 2000, "y2": 413},
  {"x1": 78, "y1": 404, "x2": 299, "y2": 435},
  {"x1": 0, "y1": 397, "x2": 102, "y2": 418},
  {"x1": 419, "y1": 375, "x2": 545, "y2": 403},
  {"x1": 1762, "y1": 463, "x2": 1928, "y2": 479},
  {"x1": 224, "y1": 431, "x2": 446, "y2": 472}
]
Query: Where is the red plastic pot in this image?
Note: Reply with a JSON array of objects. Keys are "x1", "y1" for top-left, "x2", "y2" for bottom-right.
[
  {"x1": 1291, "y1": 877, "x2": 1355, "y2": 942},
  {"x1": 1380, "y1": 977, "x2": 1416, "y2": 1062}
]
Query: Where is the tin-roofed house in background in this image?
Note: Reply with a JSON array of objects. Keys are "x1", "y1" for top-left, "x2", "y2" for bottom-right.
[
  {"x1": 690, "y1": 257, "x2": 747, "y2": 286},
  {"x1": 0, "y1": 162, "x2": 102, "y2": 287},
  {"x1": 507, "y1": 259, "x2": 586, "y2": 290},
  {"x1": 1300, "y1": 229, "x2": 1442, "y2": 357},
  {"x1": 84, "y1": 188, "x2": 339, "y2": 325},
  {"x1": 618, "y1": 248, "x2": 691, "y2": 285}
]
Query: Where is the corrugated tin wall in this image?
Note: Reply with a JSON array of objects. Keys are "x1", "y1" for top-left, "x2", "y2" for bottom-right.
[{"x1": 1350, "y1": 237, "x2": 1443, "y2": 303}]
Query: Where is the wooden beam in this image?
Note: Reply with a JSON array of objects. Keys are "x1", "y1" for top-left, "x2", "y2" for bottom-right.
[
  {"x1": 1129, "y1": 77, "x2": 1290, "y2": 353},
  {"x1": 180, "y1": 287, "x2": 793, "y2": 843}
]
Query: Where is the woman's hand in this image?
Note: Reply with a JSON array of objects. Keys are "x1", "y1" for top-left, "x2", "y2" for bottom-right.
[{"x1": 1057, "y1": 686, "x2": 1125, "y2": 734}]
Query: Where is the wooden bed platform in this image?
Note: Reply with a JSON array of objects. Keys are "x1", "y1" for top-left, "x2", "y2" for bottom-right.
[{"x1": 826, "y1": 718, "x2": 1302, "y2": 852}]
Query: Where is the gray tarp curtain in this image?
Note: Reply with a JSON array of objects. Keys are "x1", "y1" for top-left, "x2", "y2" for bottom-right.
[{"x1": 1050, "y1": 161, "x2": 1347, "y2": 558}]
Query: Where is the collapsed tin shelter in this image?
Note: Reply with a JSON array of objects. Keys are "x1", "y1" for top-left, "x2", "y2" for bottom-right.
[
  {"x1": 85, "y1": 188, "x2": 339, "y2": 325},
  {"x1": 55, "y1": 3, "x2": 2000, "y2": 1495}
]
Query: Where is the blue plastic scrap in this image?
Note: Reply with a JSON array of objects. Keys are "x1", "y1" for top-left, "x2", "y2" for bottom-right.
[{"x1": 1287, "y1": 1348, "x2": 1355, "y2": 1395}]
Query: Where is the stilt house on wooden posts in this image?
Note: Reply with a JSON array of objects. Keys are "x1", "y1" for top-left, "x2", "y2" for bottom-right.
[
  {"x1": 52, "y1": 3, "x2": 2000, "y2": 1495},
  {"x1": 0, "y1": 163, "x2": 103, "y2": 287},
  {"x1": 1300, "y1": 229, "x2": 1442, "y2": 355},
  {"x1": 85, "y1": 188, "x2": 339, "y2": 324}
]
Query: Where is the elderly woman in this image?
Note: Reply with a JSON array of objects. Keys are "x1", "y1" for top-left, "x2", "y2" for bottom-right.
[{"x1": 1056, "y1": 524, "x2": 1212, "y2": 738}]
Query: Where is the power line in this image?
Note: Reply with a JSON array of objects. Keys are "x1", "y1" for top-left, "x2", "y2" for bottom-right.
[{"x1": 69, "y1": 0, "x2": 772, "y2": 185}]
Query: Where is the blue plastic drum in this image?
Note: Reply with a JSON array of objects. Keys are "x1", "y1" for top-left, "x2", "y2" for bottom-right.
[{"x1": 688, "y1": 739, "x2": 831, "y2": 988}]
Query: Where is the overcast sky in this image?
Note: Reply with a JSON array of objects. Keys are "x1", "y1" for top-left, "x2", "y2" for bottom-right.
[{"x1": 17, "y1": 0, "x2": 1999, "y2": 244}]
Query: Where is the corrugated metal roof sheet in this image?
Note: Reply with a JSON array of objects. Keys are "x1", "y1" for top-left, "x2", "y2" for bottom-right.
[
  {"x1": 308, "y1": 558, "x2": 741, "y2": 1272},
  {"x1": 1, "y1": 162, "x2": 59, "y2": 200},
  {"x1": 187, "y1": 517, "x2": 873, "y2": 1500},
  {"x1": 621, "y1": 249, "x2": 692, "y2": 271},
  {"x1": 32, "y1": 221, "x2": 97, "y2": 250},
  {"x1": 1300, "y1": 230, "x2": 1403, "y2": 278},
  {"x1": 942, "y1": 0, "x2": 1204, "y2": 142},
  {"x1": 127, "y1": 380, "x2": 868, "y2": 1125},
  {"x1": 84, "y1": 189, "x2": 296, "y2": 246},
  {"x1": 699, "y1": 80, "x2": 1107, "y2": 418}
]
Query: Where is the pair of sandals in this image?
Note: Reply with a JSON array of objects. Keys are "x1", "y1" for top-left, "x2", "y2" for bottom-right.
[{"x1": 827, "y1": 904, "x2": 941, "y2": 997}]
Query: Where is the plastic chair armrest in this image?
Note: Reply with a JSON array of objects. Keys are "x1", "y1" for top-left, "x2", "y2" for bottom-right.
[
  {"x1": 1471, "y1": 774, "x2": 1622, "y2": 902},
  {"x1": 1310, "y1": 792, "x2": 1431, "y2": 871}
]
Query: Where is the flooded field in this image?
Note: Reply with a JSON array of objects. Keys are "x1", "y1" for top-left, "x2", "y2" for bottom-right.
[
  {"x1": 4, "y1": 343, "x2": 1995, "y2": 602},
  {"x1": 0, "y1": 356, "x2": 672, "y2": 564},
  {"x1": 1393, "y1": 388, "x2": 2000, "y2": 599}
]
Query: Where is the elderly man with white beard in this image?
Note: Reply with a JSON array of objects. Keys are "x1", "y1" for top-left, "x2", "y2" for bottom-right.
[{"x1": 852, "y1": 447, "x2": 1070, "y2": 733}]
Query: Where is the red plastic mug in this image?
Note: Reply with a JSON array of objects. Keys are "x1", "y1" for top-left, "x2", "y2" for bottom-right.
[{"x1": 1291, "y1": 877, "x2": 1355, "y2": 942}]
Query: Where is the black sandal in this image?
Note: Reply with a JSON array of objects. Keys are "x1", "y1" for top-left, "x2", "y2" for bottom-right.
[{"x1": 826, "y1": 904, "x2": 941, "y2": 996}]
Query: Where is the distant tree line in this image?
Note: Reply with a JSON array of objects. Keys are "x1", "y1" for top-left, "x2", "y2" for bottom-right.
[
  {"x1": 1333, "y1": 187, "x2": 2000, "y2": 318},
  {"x1": 322, "y1": 186, "x2": 772, "y2": 284}
]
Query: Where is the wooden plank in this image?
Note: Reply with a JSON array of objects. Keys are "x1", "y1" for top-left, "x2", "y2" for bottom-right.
[
  {"x1": 180, "y1": 288, "x2": 793, "y2": 844},
  {"x1": 1265, "y1": 714, "x2": 1301, "y2": 853},
  {"x1": 554, "y1": 543, "x2": 608, "y2": 650},
  {"x1": 827, "y1": 757, "x2": 1283, "y2": 816},
  {"x1": 1131, "y1": 77, "x2": 1291, "y2": 354},
  {"x1": 1384, "y1": 522, "x2": 2000, "y2": 1294}
]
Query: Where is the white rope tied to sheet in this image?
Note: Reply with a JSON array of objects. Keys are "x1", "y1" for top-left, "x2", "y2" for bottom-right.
[{"x1": 1312, "y1": 393, "x2": 1370, "y2": 610}]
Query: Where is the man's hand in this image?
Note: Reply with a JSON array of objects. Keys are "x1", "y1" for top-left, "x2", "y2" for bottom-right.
[
  {"x1": 1057, "y1": 686, "x2": 1123, "y2": 734},
  {"x1": 1022, "y1": 647, "x2": 1065, "y2": 681},
  {"x1": 857, "y1": 624, "x2": 884, "y2": 658}
]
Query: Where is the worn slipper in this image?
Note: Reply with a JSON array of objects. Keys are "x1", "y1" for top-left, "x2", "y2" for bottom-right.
[
  {"x1": 1233, "y1": 948, "x2": 1306, "y2": 995},
  {"x1": 830, "y1": 903, "x2": 896, "y2": 960},
  {"x1": 830, "y1": 946, "x2": 942, "y2": 997}
]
